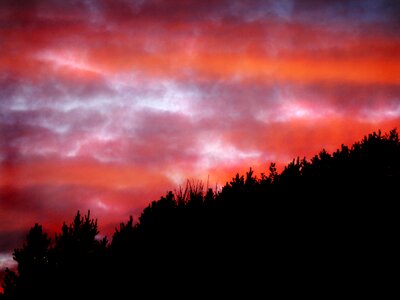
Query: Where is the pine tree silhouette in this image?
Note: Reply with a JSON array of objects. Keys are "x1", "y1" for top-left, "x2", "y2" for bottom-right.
[{"x1": 1, "y1": 129, "x2": 398, "y2": 298}]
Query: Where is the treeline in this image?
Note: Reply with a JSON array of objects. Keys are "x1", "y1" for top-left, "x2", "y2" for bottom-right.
[{"x1": 1, "y1": 129, "x2": 399, "y2": 298}]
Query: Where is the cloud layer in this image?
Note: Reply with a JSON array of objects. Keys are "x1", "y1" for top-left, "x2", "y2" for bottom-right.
[{"x1": 1, "y1": 0, "x2": 399, "y2": 271}]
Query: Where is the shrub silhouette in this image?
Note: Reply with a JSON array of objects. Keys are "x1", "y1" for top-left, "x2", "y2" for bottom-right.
[{"x1": 1, "y1": 129, "x2": 399, "y2": 298}]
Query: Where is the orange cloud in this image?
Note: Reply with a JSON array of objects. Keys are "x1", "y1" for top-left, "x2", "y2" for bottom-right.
[
  {"x1": 0, "y1": 160, "x2": 172, "y2": 190},
  {"x1": 1, "y1": 13, "x2": 399, "y2": 85}
]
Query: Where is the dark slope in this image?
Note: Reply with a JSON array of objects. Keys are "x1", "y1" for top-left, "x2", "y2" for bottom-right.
[{"x1": 1, "y1": 129, "x2": 399, "y2": 298}]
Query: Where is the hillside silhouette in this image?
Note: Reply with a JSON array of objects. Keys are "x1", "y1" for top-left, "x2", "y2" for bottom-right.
[{"x1": 1, "y1": 129, "x2": 399, "y2": 298}]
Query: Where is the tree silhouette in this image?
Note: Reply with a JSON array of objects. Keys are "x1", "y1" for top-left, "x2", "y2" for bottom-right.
[
  {"x1": 0, "y1": 269, "x2": 17, "y2": 300},
  {"x1": 50, "y1": 210, "x2": 107, "y2": 297},
  {"x1": 2, "y1": 224, "x2": 51, "y2": 299},
  {"x1": 1, "y1": 129, "x2": 399, "y2": 298}
]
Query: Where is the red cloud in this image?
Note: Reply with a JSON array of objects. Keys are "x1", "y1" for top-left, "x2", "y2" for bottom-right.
[{"x1": 1, "y1": 0, "x2": 399, "y2": 274}]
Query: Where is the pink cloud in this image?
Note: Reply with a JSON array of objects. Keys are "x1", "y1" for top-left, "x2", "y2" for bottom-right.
[{"x1": 1, "y1": 0, "x2": 399, "y2": 274}]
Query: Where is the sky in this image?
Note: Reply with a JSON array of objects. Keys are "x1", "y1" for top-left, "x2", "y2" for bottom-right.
[{"x1": 0, "y1": 0, "x2": 400, "y2": 277}]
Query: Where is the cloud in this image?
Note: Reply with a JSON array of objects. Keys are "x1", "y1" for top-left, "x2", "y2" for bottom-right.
[{"x1": 0, "y1": 0, "x2": 399, "y2": 265}]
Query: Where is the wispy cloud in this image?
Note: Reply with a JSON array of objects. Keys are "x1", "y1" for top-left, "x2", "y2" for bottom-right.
[{"x1": 0, "y1": 0, "x2": 399, "y2": 258}]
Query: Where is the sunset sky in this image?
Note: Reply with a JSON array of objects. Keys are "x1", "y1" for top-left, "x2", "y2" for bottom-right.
[{"x1": 1, "y1": 0, "x2": 400, "y2": 274}]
